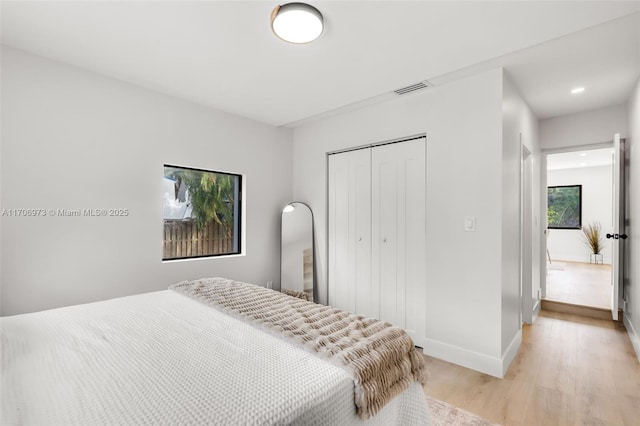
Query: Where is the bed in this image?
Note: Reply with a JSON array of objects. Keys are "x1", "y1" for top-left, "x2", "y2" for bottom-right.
[{"x1": 1, "y1": 278, "x2": 430, "y2": 425}]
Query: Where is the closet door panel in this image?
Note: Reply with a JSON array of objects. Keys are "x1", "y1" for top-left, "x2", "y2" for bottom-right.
[
  {"x1": 352, "y1": 150, "x2": 372, "y2": 317},
  {"x1": 328, "y1": 154, "x2": 351, "y2": 310},
  {"x1": 328, "y1": 149, "x2": 371, "y2": 313},
  {"x1": 372, "y1": 158, "x2": 399, "y2": 325},
  {"x1": 371, "y1": 138, "x2": 425, "y2": 341}
]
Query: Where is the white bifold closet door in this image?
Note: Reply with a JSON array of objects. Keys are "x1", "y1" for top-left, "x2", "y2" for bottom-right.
[
  {"x1": 328, "y1": 148, "x2": 372, "y2": 317},
  {"x1": 328, "y1": 137, "x2": 425, "y2": 344}
]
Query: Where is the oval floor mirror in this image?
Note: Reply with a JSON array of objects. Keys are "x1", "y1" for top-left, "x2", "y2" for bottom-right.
[{"x1": 281, "y1": 202, "x2": 314, "y2": 302}]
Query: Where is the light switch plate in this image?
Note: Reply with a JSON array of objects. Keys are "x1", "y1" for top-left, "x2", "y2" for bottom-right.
[{"x1": 464, "y1": 216, "x2": 476, "y2": 232}]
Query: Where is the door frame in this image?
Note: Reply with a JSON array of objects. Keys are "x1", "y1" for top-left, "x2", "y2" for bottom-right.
[
  {"x1": 520, "y1": 140, "x2": 534, "y2": 324},
  {"x1": 611, "y1": 134, "x2": 627, "y2": 320},
  {"x1": 540, "y1": 141, "x2": 616, "y2": 307}
]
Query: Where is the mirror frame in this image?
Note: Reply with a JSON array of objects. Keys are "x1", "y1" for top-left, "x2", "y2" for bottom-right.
[{"x1": 280, "y1": 202, "x2": 315, "y2": 302}]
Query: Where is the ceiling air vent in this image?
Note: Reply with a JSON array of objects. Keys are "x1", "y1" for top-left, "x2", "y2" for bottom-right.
[{"x1": 393, "y1": 81, "x2": 430, "y2": 96}]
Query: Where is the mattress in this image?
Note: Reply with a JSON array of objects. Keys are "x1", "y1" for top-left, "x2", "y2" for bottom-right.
[{"x1": 1, "y1": 289, "x2": 430, "y2": 425}]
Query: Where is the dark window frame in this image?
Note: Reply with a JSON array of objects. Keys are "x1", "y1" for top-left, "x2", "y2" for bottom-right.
[
  {"x1": 162, "y1": 164, "x2": 242, "y2": 261},
  {"x1": 547, "y1": 184, "x2": 582, "y2": 230}
]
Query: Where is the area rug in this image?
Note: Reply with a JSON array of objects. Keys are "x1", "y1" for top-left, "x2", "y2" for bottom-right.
[{"x1": 426, "y1": 396, "x2": 499, "y2": 426}]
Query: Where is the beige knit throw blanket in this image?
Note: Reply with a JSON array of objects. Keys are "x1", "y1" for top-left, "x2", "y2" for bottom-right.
[{"x1": 170, "y1": 277, "x2": 428, "y2": 420}]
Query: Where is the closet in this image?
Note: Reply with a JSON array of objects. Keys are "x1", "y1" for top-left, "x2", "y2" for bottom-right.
[{"x1": 328, "y1": 136, "x2": 426, "y2": 344}]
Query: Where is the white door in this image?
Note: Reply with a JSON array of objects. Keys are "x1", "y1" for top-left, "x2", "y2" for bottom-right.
[
  {"x1": 371, "y1": 138, "x2": 426, "y2": 342},
  {"x1": 328, "y1": 149, "x2": 371, "y2": 313},
  {"x1": 609, "y1": 134, "x2": 626, "y2": 321}
]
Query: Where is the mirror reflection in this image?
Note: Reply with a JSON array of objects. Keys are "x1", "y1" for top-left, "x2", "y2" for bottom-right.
[{"x1": 281, "y1": 202, "x2": 314, "y2": 302}]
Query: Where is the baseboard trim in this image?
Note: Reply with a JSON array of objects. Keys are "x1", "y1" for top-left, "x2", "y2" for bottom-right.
[
  {"x1": 541, "y1": 299, "x2": 617, "y2": 321},
  {"x1": 547, "y1": 257, "x2": 612, "y2": 266},
  {"x1": 422, "y1": 337, "x2": 504, "y2": 378},
  {"x1": 532, "y1": 299, "x2": 541, "y2": 322},
  {"x1": 623, "y1": 312, "x2": 640, "y2": 363},
  {"x1": 502, "y1": 329, "x2": 522, "y2": 377}
]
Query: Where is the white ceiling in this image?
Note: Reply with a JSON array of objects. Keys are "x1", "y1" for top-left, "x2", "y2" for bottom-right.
[
  {"x1": 547, "y1": 148, "x2": 613, "y2": 171},
  {"x1": 1, "y1": 1, "x2": 639, "y2": 127}
]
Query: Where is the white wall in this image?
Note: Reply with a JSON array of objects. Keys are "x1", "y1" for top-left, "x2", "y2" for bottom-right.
[
  {"x1": 292, "y1": 68, "x2": 521, "y2": 377},
  {"x1": 625, "y1": 77, "x2": 640, "y2": 361},
  {"x1": 0, "y1": 47, "x2": 293, "y2": 316},
  {"x1": 540, "y1": 104, "x2": 628, "y2": 149},
  {"x1": 547, "y1": 165, "x2": 613, "y2": 264},
  {"x1": 502, "y1": 73, "x2": 540, "y2": 352}
]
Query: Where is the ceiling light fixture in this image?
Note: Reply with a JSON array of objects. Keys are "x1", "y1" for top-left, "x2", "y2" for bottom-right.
[
  {"x1": 571, "y1": 87, "x2": 585, "y2": 94},
  {"x1": 271, "y1": 3, "x2": 324, "y2": 44}
]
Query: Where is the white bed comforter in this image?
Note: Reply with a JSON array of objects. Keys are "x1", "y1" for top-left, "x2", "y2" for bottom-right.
[{"x1": 1, "y1": 290, "x2": 429, "y2": 425}]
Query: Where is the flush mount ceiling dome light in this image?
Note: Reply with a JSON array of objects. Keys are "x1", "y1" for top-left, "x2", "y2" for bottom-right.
[{"x1": 271, "y1": 3, "x2": 324, "y2": 44}]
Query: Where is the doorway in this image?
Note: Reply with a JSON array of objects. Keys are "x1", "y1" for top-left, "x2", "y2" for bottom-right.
[{"x1": 544, "y1": 146, "x2": 613, "y2": 310}]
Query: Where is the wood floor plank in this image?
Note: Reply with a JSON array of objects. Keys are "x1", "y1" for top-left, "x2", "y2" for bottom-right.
[
  {"x1": 574, "y1": 391, "x2": 624, "y2": 425},
  {"x1": 618, "y1": 395, "x2": 640, "y2": 426},
  {"x1": 422, "y1": 310, "x2": 640, "y2": 426},
  {"x1": 523, "y1": 386, "x2": 575, "y2": 426}
]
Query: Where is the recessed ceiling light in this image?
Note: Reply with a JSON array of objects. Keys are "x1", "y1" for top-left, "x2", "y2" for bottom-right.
[
  {"x1": 579, "y1": 152, "x2": 587, "y2": 157},
  {"x1": 571, "y1": 87, "x2": 585, "y2": 94},
  {"x1": 271, "y1": 3, "x2": 324, "y2": 44}
]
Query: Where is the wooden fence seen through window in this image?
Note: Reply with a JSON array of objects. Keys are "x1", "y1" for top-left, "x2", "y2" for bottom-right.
[{"x1": 163, "y1": 220, "x2": 233, "y2": 259}]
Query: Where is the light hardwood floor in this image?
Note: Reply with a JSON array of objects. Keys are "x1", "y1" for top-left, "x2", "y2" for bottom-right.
[
  {"x1": 546, "y1": 261, "x2": 611, "y2": 309},
  {"x1": 423, "y1": 310, "x2": 640, "y2": 425}
]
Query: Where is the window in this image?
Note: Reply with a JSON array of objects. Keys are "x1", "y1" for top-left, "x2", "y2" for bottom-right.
[
  {"x1": 163, "y1": 164, "x2": 241, "y2": 260},
  {"x1": 547, "y1": 185, "x2": 582, "y2": 229}
]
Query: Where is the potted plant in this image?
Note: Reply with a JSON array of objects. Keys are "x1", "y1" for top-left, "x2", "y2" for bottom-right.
[{"x1": 582, "y1": 221, "x2": 604, "y2": 264}]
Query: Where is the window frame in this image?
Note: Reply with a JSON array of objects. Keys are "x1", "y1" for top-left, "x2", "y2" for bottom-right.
[
  {"x1": 162, "y1": 164, "x2": 242, "y2": 261},
  {"x1": 547, "y1": 184, "x2": 582, "y2": 230}
]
